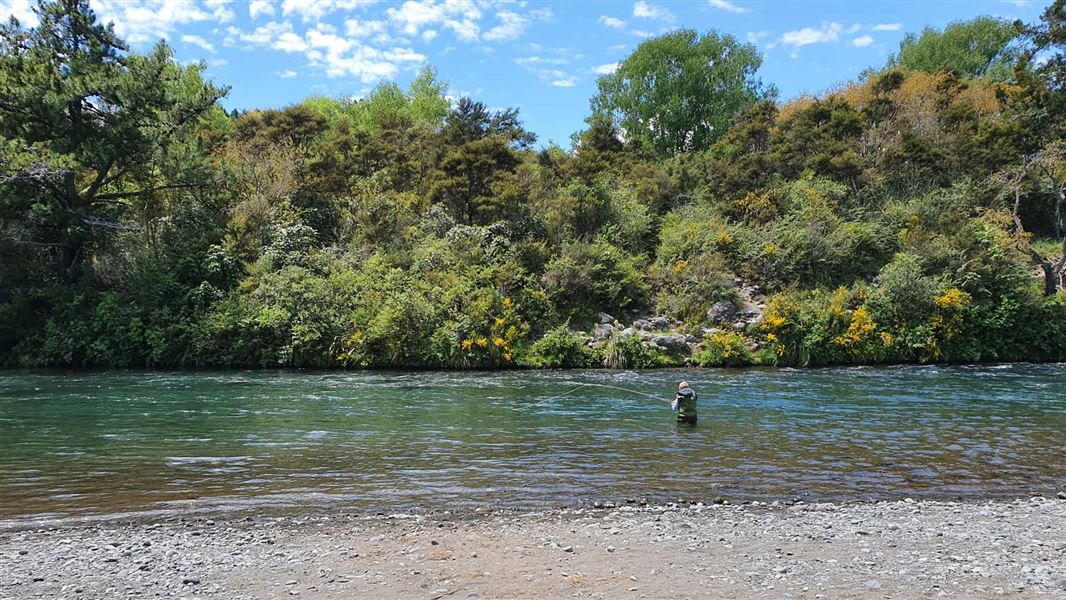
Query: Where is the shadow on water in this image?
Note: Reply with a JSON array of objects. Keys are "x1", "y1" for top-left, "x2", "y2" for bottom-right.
[{"x1": 1, "y1": 364, "x2": 1064, "y2": 526}]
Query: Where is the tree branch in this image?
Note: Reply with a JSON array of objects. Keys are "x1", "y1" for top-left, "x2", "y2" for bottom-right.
[{"x1": 90, "y1": 182, "x2": 205, "y2": 202}]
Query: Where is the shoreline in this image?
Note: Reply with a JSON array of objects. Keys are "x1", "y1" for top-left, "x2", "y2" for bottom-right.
[
  {"x1": 2, "y1": 497, "x2": 1064, "y2": 599},
  {"x1": 3, "y1": 489, "x2": 1065, "y2": 534},
  {"x1": 3, "y1": 361, "x2": 1066, "y2": 373}
]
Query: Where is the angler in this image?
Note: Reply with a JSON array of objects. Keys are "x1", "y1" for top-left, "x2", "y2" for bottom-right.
[{"x1": 672, "y1": 381, "x2": 697, "y2": 425}]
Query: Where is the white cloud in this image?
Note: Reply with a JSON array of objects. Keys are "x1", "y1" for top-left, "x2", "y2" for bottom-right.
[
  {"x1": 708, "y1": 0, "x2": 748, "y2": 14},
  {"x1": 780, "y1": 22, "x2": 842, "y2": 48},
  {"x1": 281, "y1": 0, "x2": 376, "y2": 22},
  {"x1": 277, "y1": 69, "x2": 298, "y2": 78},
  {"x1": 0, "y1": 0, "x2": 37, "y2": 26},
  {"x1": 92, "y1": 0, "x2": 231, "y2": 45},
  {"x1": 592, "y1": 62, "x2": 618, "y2": 75},
  {"x1": 207, "y1": 57, "x2": 227, "y2": 68},
  {"x1": 852, "y1": 35, "x2": 874, "y2": 48},
  {"x1": 273, "y1": 30, "x2": 308, "y2": 52},
  {"x1": 421, "y1": 29, "x2": 438, "y2": 41},
  {"x1": 181, "y1": 34, "x2": 215, "y2": 52},
  {"x1": 746, "y1": 31, "x2": 769, "y2": 43},
  {"x1": 386, "y1": 0, "x2": 482, "y2": 41},
  {"x1": 516, "y1": 56, "x2": 567, "y2": 67},
  {"x1": 344, "y1": 18, "x2": 387, "y2": 37},
  {"x1": 516, "y1": 55, "x2": 578, "y2": 88},
  {"x1": 599, "y1": 15, "x2": 626, "y2": 29},
  {"x1": 872, "y1": 23, "x2": 902, "y2": 31},
  {"x1": 631, "y1": 29, "x2": 654, "y2": 38},
  {"x1": 483, "y1": 10, "x2": 529, "y2": 42},
  {"x1": 249, "y1": 0, "x2": 274, "y2": 19},
  {"x1": 845, "y1": 23, "x2": 862, "y2": 34},
  {"x1": 229, "y1": 20, "x2": 425, "y2": 83},
  {"x1": 204, "y1": 0, "x2": 234, "y2": 22},
  {"x1": 233, "y1": 20, "x2": 293, "y2": 46},
  {"x1": 633, "y1": 1, "x2": 673, "y2": 21}
]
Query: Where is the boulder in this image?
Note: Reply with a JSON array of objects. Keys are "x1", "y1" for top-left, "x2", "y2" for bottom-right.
[
  {"x1": 647, "y1": 316, "x2": 670, "y2": 330},
  {"x1": 593, "y1": 323, "x2": 615, "y2": 341},
  {"x1": 739, "y1": 302, "x2": 762, "y2": 318},
  {"x1": 650, "y1": 333, "x2": 688, "y2": 351},
  {"x1": 706, "y1": 301, "x2": 738, "y2": 324},
  {"x1": 632, "y1": 319, "x2": 653, "y2": 331},
  {"x1": 596, "y1": 312, "x2": 615, "y2": 325}
]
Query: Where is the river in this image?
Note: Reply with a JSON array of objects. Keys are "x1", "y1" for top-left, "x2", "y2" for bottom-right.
[{"x1": 1, "y1": 365, "x2": 1064, "y2": 527}]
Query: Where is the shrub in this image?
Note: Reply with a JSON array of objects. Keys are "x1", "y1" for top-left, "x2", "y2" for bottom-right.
[
  {"x1": 601, "y1": 331, "x2": 673, "y2": 369},
  {"x1": 694, "y1": 330, "x2": 756, "y2": 367},
  {"x1": 520, "y1": 326, "x2": 599, "y2": 368},
  {"x1": 541, "y1": 239, "x2": 650, "y2": 324}
]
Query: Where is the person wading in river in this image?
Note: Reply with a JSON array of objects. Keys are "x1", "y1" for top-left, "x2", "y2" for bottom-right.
[{"x1": 672, "y1": 381, "x2": 697, "y2": 425}]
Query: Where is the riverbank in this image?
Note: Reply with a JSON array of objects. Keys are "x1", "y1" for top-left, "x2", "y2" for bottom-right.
[{"x1": 2, "y1": 497, "x2": 1064, "y2": 599}]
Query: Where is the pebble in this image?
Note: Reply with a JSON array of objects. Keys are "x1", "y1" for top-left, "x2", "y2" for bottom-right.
[{"x1": 863, "y1": 580, "x2": 881, "y2": 590}]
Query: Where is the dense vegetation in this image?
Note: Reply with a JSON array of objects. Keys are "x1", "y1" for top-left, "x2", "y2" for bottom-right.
[{"x1": 1, "y1": 0, "x2": 1065, "y2": 369}]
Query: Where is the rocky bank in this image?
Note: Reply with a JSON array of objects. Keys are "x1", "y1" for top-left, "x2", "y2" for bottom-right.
[{"x1": 2, "y1": 496, "x2": 1065, "y2": 599}]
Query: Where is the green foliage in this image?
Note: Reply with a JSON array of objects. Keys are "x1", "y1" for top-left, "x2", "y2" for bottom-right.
[
  {"x1": 592, "y1": 29, "x2": 769, "y2": 157},
  {"x1": 652, "y1": 203, "x2": 737, "y2": 325},
  {"x1": 541, "y1": 240, "x2": 650, "y2": 324},
  {"x1": 2, "y1": 1, "x2": 1065, "y2": 370},
  {"x1": 0, "y1": 0, "x2": 226, "y2": 271},
  {"x1": 889, "y1": 17, "x2": 1021, "y2": 81},
  {"x1": 601, "y1": 331, "x2": 673, "y2": 369},
  {"x1": 694, "y1": 331, "x2": 757, "y2": 367},
  {"x1": 521, "y1": 327, "x2": 600, "y2": 368}
]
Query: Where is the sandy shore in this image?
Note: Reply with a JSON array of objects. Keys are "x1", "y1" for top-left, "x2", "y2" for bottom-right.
[{"x1": 2, "y1": 497, "x2": 1065, "y2": 599}]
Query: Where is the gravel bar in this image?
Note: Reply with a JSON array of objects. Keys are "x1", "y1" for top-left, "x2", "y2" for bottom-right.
[{"x1": 2, "y1": 496, "x2": 1065, "y2": 599}]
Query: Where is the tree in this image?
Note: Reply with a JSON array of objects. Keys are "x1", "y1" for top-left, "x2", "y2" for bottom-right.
[
  {"x1": 995, "y1": 142, "x2": 1066, "y2": 295},
  {"x1": 591, "y1": 29, "x2": 769, "y2": 158},
  {"x1": 0, "y1": 0, "x2": 226, "y2": 271},
  {"x1": 441, "y1": 97, "x2": 535, "y2": 149},
  {"x1": 888, "y1": 16, "x2": 1021, "y2": 81},
  {"x1": 1012, "y1": 1, "x2": 1066, "y2": 148}
]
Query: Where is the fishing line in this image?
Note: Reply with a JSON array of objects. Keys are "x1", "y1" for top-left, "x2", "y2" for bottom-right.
[
  {"x1": 523, "y1": 382, "x2": 592, "y2": 409},
  {"x1": 522, "y1": 381, "x2": 672, "y2": 409}
]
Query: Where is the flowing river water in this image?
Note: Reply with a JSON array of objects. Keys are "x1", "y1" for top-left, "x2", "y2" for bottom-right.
[{"x1": 1, "y1": 365, "x2": 1064, "y2": 527}]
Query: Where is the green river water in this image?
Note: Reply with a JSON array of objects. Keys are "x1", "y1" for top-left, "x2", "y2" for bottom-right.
[{"x1": 1, "y1": 366, "x2": 1064, "y2": 527}]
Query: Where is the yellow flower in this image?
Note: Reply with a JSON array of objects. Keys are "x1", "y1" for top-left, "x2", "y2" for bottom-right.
[
  {"x1": 503, "y1": 352, "x2": 512, "y2": 361},
  {"x1": 934, "y1": 288, "x2": 969, "y2": 310},
  {"x1": 763, "y1": 312, "x2": 786, "y2": 330},
  {"x1": 763, "y1": 243, "x2": 778, "y2": 256},
  {"x1": 493, "y1": 337, "x2": 505, "y2": 348},
  {"x1": 476, "y1": 338, "x2": 489, "y2": 348},
  {"x1": 502, "y1": 297, "x2": 513, "y2": 308},
  {"x1": 765, "y1": 333, "x2": 778, "y2": 342},
  {"x1": 494, "y1": 317, "x2": 505, "y2": 328},
  {"x1": 880, "y1": 331, "x2": 894, "y2": 347},
  {"x1": 714, "y1": 230, "x2": 734, "y2": 247},
  {"x1": 461, "y1": 339, "x2": 474, "y2": 351},
  {"x1": 672, "y1": 260, "x2": 689, "y2": 275},
  {"x1": 833, "y1": 307, "x2": 878, "y2": 351}
]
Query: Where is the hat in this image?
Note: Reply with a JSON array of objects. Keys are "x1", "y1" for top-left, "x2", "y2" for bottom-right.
[{"x1": 678, "y1": 381, "x2": 690, "y2": 390}]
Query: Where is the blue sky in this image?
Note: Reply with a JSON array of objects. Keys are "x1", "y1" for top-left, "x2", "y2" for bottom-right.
[{"x1": 0, "y1": 0, "x2": 1049, "y2": 146}]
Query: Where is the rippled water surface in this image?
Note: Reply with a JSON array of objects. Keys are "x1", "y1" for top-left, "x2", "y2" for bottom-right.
[{"x1": 1, "y1": 366, "x2": 1064, "y2": 525}]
